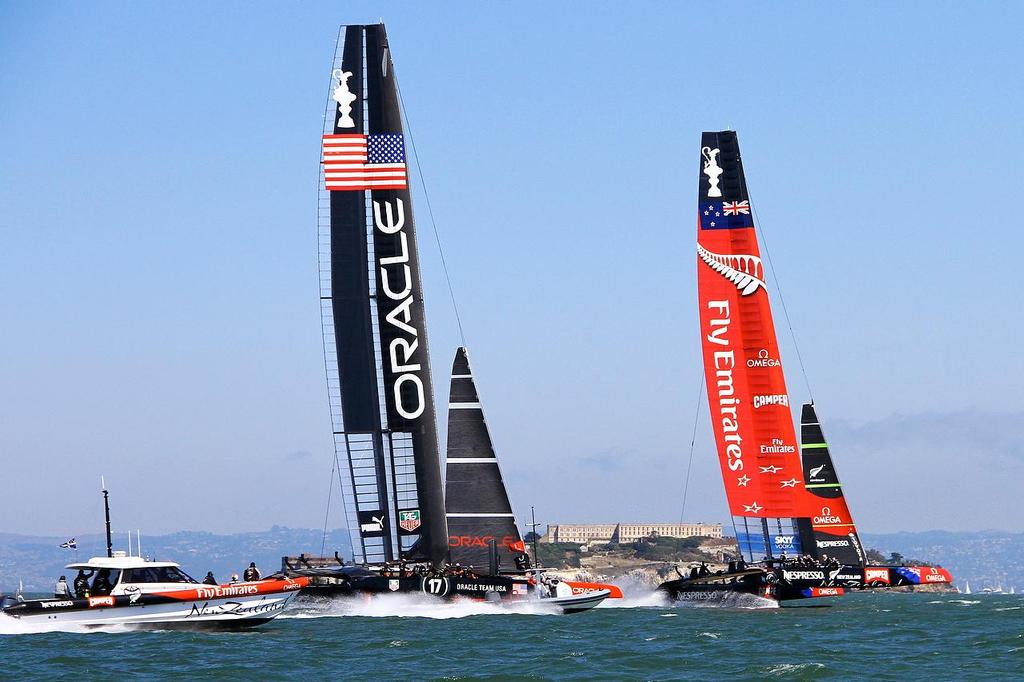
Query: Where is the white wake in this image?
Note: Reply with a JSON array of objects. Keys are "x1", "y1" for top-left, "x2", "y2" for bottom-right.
[{"x1": 282, "y1": 592, "x2": 563, "y2": 620}]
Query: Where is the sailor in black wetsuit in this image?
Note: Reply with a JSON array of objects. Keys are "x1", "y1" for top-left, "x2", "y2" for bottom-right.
[
  {"x1": 243, "y1": 562, "x2": 261, "y2": 581},
  {"x1": 74, "y1": 570, "x2": 91, "y2": 598},
  {"x1": 91, "y1": 569, "x2": 114, "y2": 596},
  {"x1": 202, "y1": 571, "x2": 217, "y2": 585}
]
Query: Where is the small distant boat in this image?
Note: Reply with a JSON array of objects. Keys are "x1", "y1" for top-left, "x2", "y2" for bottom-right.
[
  {"x1": 1, "y1": 483, "x2": 306, "y2": 628},
  {"x1": 963, "y1": 580, "x2": 971, "y2": 594}
]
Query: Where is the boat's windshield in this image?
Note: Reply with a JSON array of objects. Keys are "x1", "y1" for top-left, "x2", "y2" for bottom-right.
[{"x1": 121, "y1": 566, "x2": 197, "y2": 584}]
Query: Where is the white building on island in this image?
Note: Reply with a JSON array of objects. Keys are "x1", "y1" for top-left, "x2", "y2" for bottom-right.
[{"x1": 540, "y1": 522, "x2": 723, "y2": 545}]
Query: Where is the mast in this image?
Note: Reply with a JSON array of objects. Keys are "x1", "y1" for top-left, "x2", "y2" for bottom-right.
[
  {"x1": 694, "y1": 131, "x2": 850, "y2": 562},
  {"x1": 101, "y1": 477, "x2": 113, "y2": 558},
  {"x1": 318, "y1": 24, "x2": 446, "y2": 568},
  {"x1": 444, "y1": 347, "x2": 522, "y2": 569},
  {"x1": 529, "y1": 507, "x2": 540, "y2": 567}
]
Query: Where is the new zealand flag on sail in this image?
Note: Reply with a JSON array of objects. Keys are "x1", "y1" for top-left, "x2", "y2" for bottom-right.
[{"x1": 699, "y1": 200, "x2": 755, "y2": 230}]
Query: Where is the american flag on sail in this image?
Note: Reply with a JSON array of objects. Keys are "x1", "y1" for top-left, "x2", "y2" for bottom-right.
[{"x1": 322, "y1": 133, "x2": 408, "y2": 191}]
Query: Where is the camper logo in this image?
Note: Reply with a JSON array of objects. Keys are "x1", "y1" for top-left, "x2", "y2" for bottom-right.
[{"x1": 399, "y1": 509, "x2": 422, "y2": 532}]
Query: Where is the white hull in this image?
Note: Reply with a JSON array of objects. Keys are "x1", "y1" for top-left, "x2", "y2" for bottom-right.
[
  {"x1": 544, "y1": 589, "x2": 610, "y2": 613},
  {"x1": 5, "y1": 591, "x2": 299, "y2": 628}
]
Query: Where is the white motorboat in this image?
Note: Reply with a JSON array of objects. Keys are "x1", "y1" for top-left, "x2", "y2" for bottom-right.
[
  {"x1": 1, "y1": 482, "x2": 308, "y2": 629},
  {"x1": 2, "y1": 552, "x2": 306, "y2": 628},
  {"x1": 542, "y1": 586, "x2": 612, "y2": 613}
]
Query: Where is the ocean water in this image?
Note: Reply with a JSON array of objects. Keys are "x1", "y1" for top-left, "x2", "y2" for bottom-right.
[{"x1": 1, "y1": 591, "x2": 1021, "y2": 680}]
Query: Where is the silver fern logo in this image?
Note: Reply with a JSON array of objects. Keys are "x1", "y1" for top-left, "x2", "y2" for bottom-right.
[{"x1": 697, "y1": 244, "x2": 766, "y2": 296}]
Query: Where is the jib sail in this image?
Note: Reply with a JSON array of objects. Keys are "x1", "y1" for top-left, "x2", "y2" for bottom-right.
[
  {"x1": 444, "y1": 347, "x2": 524, "y2": 570},
  {"x1": 798, "y1": 403, "x2": 865, "y2": 565},
  {"x1": 318, "y1": 24, "x2": 446, "y2": 567},
  {"x1": 694, "y1": 131, "x2": 852, "y2": 561}
]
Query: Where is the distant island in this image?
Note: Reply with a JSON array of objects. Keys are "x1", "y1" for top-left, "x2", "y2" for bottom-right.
[{"x1": 3, "y1": 527, "x2": 1017, "y2": 593}]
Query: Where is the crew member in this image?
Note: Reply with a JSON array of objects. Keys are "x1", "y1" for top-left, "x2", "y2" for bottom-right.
[
  {"x1": 73, "y1": 569, "x2": 91, "y2": 598},
  {"x1": 54, "y1": 575, "x2": 72, "y2": 598},
  {"x1": 202, "y1": 571, "x2": 217, "y2": 585},
  {"x1": 230, "y1": 573, "x2": 240, "y2": 583},
  {"x1": 91, "y1": 569, "x2": 114, "y2": 596},
  {"x1": 243, "y1": 562, "x2": 261, "y2": 581}
]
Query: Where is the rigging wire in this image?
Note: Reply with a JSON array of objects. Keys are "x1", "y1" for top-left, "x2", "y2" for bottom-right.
[
  {"x1": 750, "y1": 199, "x2": 815, "y2": 404},
  {"x1": 320, "y1": 453, "x2": 339, "y2": 558},
  {"x1": 394, "y1": 79, "x2": 467, "y2": 347},
  {"x1": 317, "y1": 27, "x2": 350, "y2": 561},
  {"x1": 678, "y1": 371, "x2": 706, "y2": 524}
]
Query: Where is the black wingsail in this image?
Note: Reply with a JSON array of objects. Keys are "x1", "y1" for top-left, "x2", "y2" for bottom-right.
[
  {"x1": 444, "y1": 347, "x2": 523, "y2": 570},
  {"x1": 798, "y1": 403, "x2": 866, "y2": 565},
  {"x1": 319, "y1": 24, "x2": 446, "y2": 568}
]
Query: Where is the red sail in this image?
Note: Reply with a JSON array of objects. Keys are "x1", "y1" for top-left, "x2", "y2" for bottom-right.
[{"x1": 695, "y1": 131, "x2": 828, "y2": 524}]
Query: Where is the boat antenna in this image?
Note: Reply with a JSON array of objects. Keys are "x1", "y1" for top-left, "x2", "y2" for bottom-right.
[
  {"x1": 128, "y1": 531, "x2": 132, "y2": 556},
  {"x1": 101, "y1": 476, "x2": 113, "y2": 558},
  {"x1": 137, "y1": 529, "x2": 142, "y2": 559},
  {"x1": 528, "y1": 506, "x2": 542, "y2": 568}
]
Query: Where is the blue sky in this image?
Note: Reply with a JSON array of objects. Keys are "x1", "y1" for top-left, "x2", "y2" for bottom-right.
[{"x1": 1, "y1": 2, "x2": 1022, "y2": 537}]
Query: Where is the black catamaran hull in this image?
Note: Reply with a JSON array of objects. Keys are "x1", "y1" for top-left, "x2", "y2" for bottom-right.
[
  {"x1": 658, "y1": 563, "x2": 953, "y2": 604},
  {"x1": 286, "y1": 565, "x2": 530, "y2": 601}
]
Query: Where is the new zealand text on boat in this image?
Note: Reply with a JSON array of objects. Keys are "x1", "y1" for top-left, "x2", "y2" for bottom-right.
[
  {"x1": 1, "y1": 484, "x2": 307, "y2": 628},
  {"x1": 284, "y1": 23, "x2": 611, "y2": 613},
  {"x1": 656, "y1": 132, "x2": 952, "y2": 604}
]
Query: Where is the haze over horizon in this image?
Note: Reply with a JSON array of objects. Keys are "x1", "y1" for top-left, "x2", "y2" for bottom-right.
[{"x1": 2, "y1": 2, "x2": 1021, "y2": 538}]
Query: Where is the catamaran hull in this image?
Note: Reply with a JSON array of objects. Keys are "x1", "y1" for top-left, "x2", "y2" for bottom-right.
[
  {"x1": 2, "y1": 579, "x2": 307, "y2": 628},
  {"x1": 297, "y1": 574, "x2": 611, "y2": 613},
  {"x1": 659, "y1": 564, "x2": 952, "y2": 605},
  {"x1": 299, "y1": 572, "x2": 530, "y2": 601}
]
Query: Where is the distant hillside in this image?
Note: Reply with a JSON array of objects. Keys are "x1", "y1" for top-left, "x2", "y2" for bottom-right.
[
  {"x1": 541, "y1": 531, "x2": 1008, "y2": 589},
  {"x1": 861, "y1": 530, "x2": 1023, "y2": 590},
  {"x1": 0, "y1": 527, "x2": 351, "y2": 592}
]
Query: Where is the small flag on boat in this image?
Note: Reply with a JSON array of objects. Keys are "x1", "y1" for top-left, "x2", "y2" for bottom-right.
[
  {"x1": 322, "y1": 133, "x2": 408, "y2": 191},
  {"x1": 512, "y1": 583, "x2": 528, "y2": 596},
  {"x1": 59, "y1": 538, "x2": 77, "y2": 549}
]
